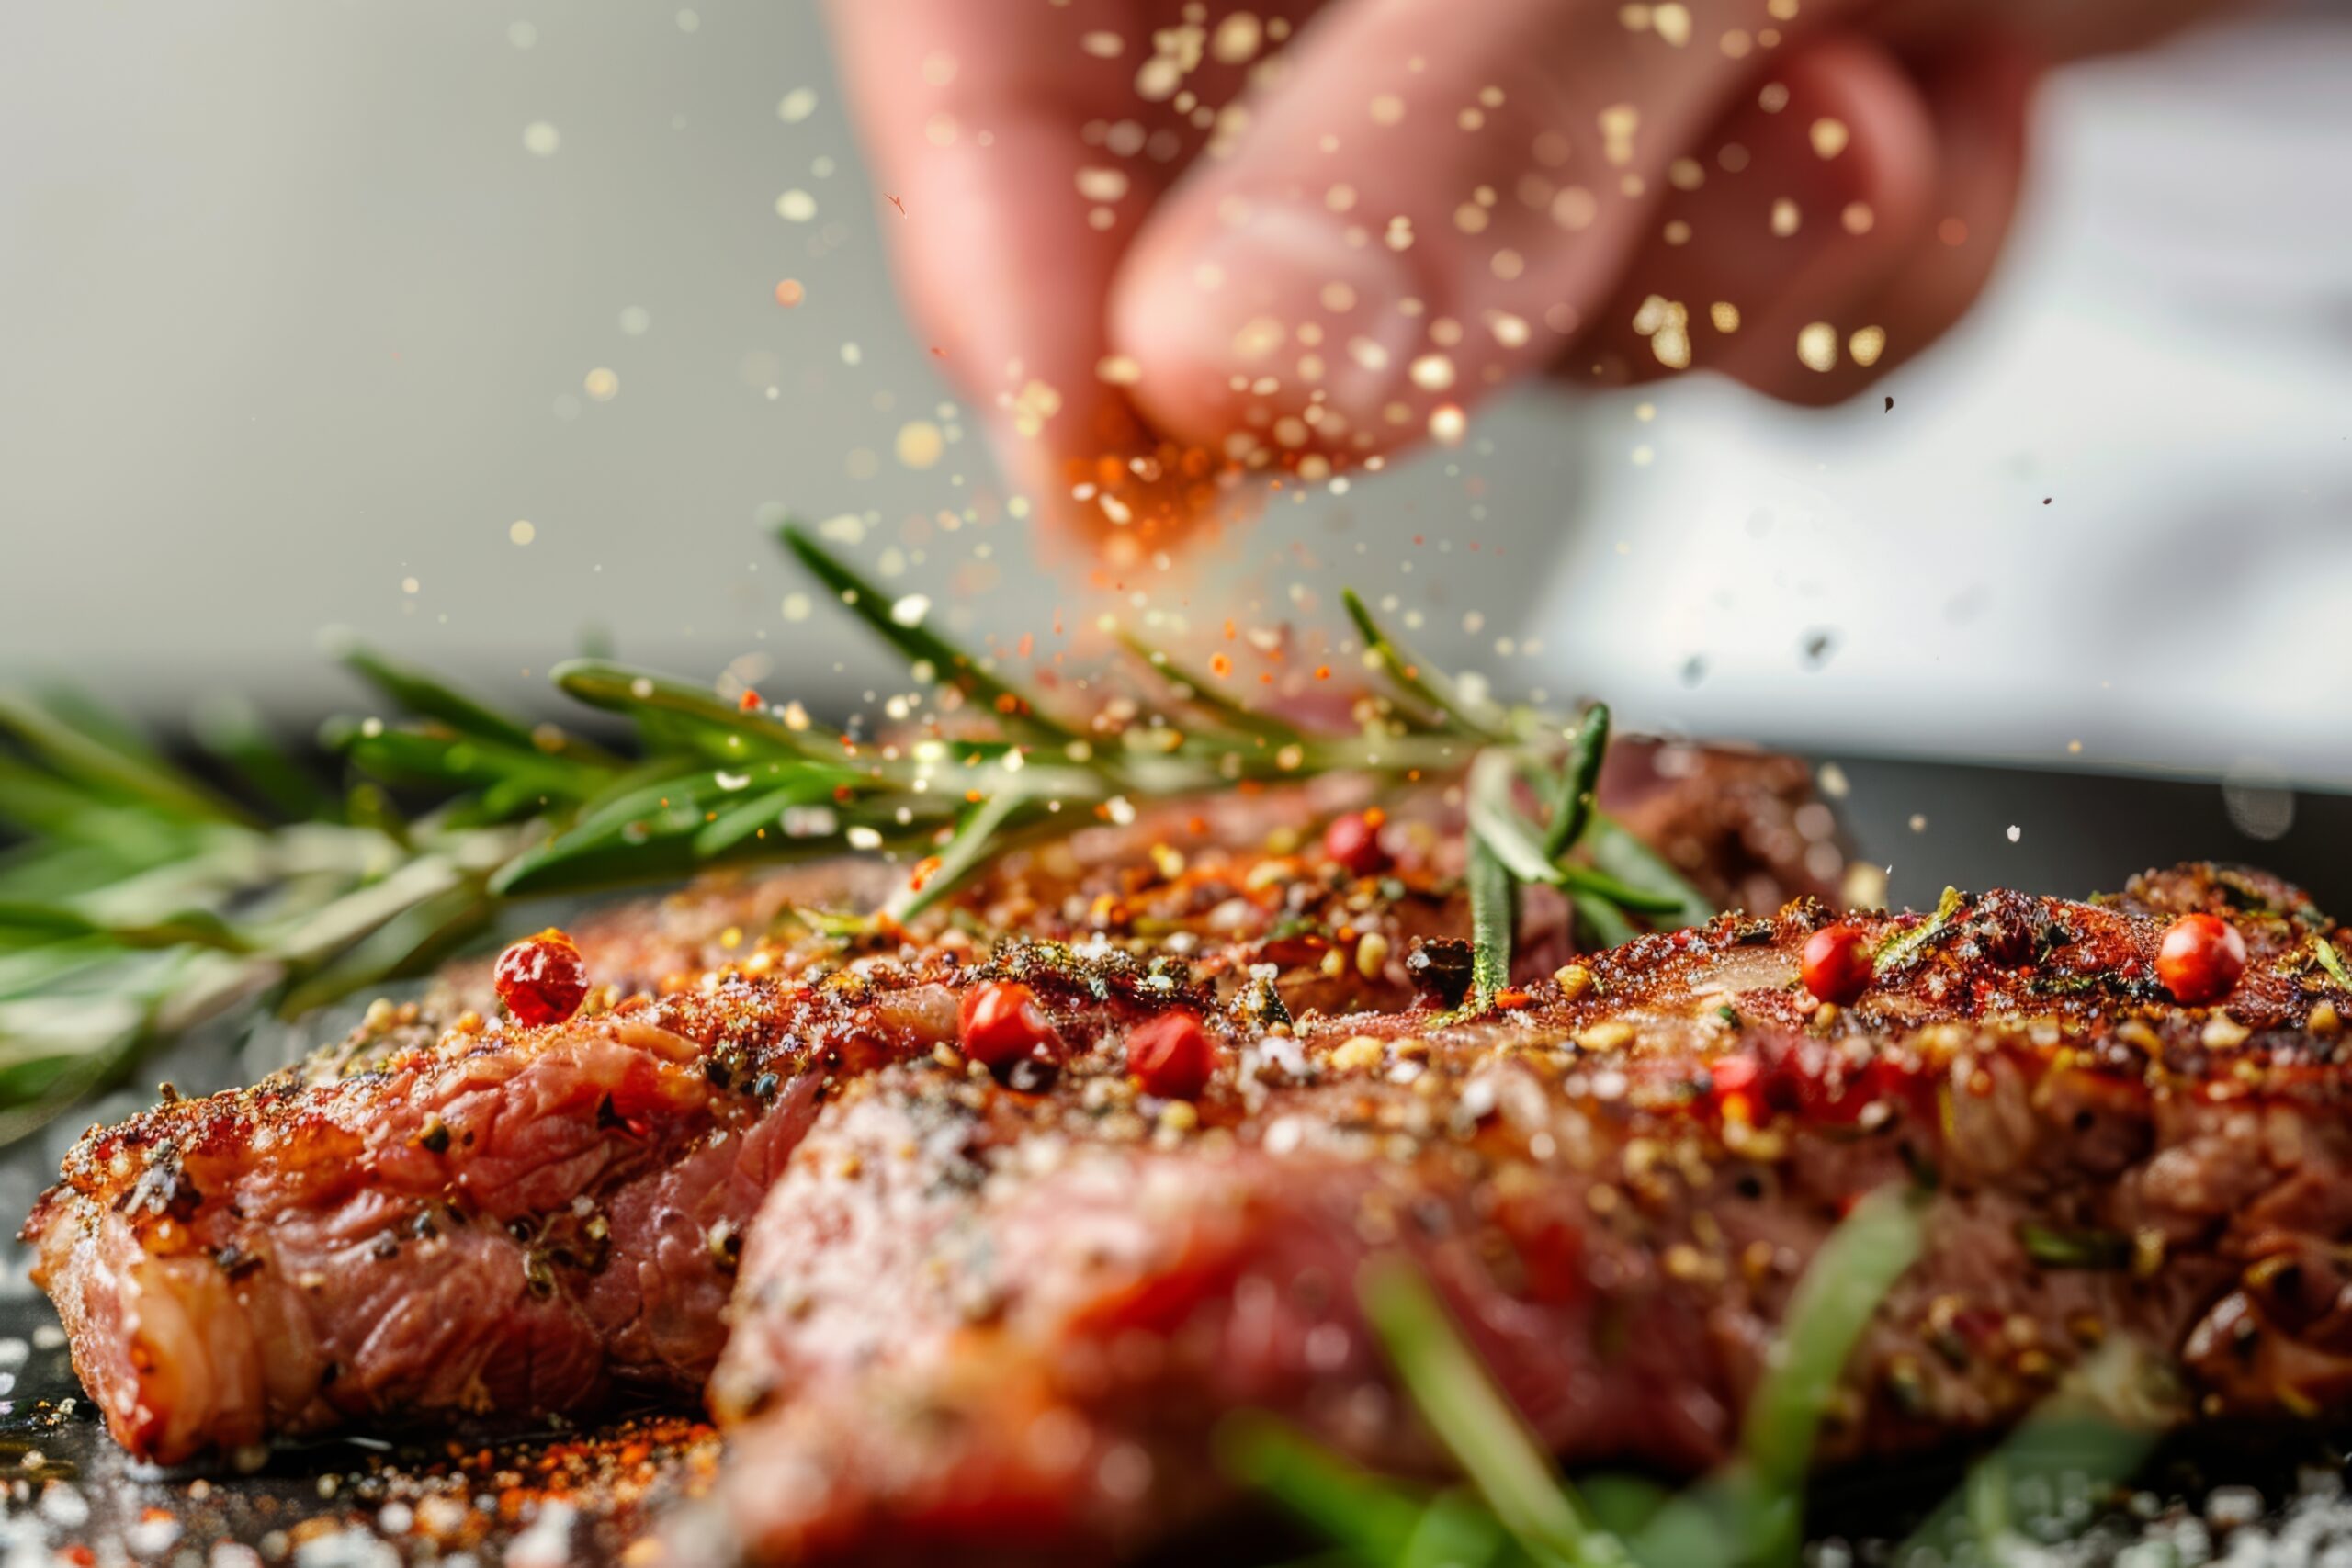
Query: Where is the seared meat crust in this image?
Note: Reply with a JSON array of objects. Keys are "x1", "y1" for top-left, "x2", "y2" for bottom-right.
[{"x1": 701, "y1": 876, "x2": 2352, "y2": 1562}]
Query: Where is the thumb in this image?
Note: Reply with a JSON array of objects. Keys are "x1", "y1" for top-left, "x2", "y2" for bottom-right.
[{"x1": 1108, "y1": 0, "x2": 1862, "y2": 459}]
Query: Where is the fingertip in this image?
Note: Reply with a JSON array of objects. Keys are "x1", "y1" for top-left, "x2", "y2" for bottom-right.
[{"x1": 1111, "y1": 203, "x2": 1424, "y2": 459}]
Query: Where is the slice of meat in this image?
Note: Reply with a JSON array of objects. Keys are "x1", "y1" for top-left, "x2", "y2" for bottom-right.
[
  {"x1": 19, "y1": 975, "x2": 965, "y2": 1463},
  {"x1": 700, "y1": 877, "x2": 2352, "y2": 1563}
]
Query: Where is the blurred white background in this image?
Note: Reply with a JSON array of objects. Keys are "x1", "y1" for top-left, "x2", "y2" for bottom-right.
[{"x1": 1, "y1": 2, "x2": 2346, "y2": 784}]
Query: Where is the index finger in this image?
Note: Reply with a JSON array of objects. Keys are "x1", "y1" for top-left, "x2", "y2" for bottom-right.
[{"x1": 825, "y1": 0, "x2": 1180, "y2": 551}]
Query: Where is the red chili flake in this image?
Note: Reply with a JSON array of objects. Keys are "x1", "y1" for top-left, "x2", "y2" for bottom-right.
[
  {"x1": 1126, "y1": 1010, "x2": 1216, "y2": 1100},
  {"x1": 495, "y1": 928, "x2": 590, "y2": 1026},
  {"x1": 2157, "y1": 913, "x2": 2246, "y2": 1006},
  {"x1": 1322, "y1": 809, "x2": 1391, "y2": 877},
  {"x1": 1800, "y1": 923, "x2": 1874, "y2": 1006},
  {"x1": 958, "y1": 981, "x2": 1061, "y2": 1088},
  {"x1": 738, "y1": 689, "x2": 763, "y2": 712}
]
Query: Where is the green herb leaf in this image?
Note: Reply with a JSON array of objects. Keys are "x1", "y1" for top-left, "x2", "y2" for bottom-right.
[
  {"x1": 193, "y1": 694, "x2": 336, "y2": 822},
  {"x1": 1340, "y1": 590, "x2": 1510, "y2": 742},
  {"x1": 553, "y1": 660, "x2": 835, "y2": 761},
  {"x1": 0, "y1": 690, "x2": 254, "y2": 827},
  {"x1": 1741, "y1": 1185, "x2": 1925, "y2": 1497},
  {"x1": 1114, "y1": 630, "x2": 1306, "y2": 746},
  {"x1": 780, "y1": 524, "x2": 1081, "y2": 748},
  {"x1": 1216, "y1": 1414, "x2": 1428, "y2": 1565},
  {"x1": 1585, "y1": 814, "x2": 1715, "y2": 929},
  {"x1": 2314, "y1": 936, "x2": 2352, "y2": 992},
  {"x1": 1552, "y1": 864, "x2": 1689, "y2": 919},
  {"x1": 1359, "y1": 1257, "x2": 1624, "y2": 1568},
  {"x1": 1573, "y1": 897, "x2": 1640, "y2": 951},
  {"x1": 1542, "y1": 705, "x2": 1610, "y2": 859},
  {"x1": 1466, "y1": 838, "x2": 1515, "y2": 1014},
  {"x1": 329, "y1": 637, "x2": 562, "y2": 758},
  {"x1": 886, "y1": 785, "x2": 1040, "y2": 923},
  {"x1": 1466, "y1": 752, "x2": 1563, "y2": 886},
  {"x1": 0, "y1": 902, "x2": 249, "y2": 954}
]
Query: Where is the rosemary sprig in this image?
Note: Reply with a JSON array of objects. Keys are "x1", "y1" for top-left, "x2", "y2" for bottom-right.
[
  {"x1": 0, "y1": 532, "x2": 1714, "y2": 1142},
  {"x1": 1455, "y1": 714, "x2": 1713, "y2": 1010}
]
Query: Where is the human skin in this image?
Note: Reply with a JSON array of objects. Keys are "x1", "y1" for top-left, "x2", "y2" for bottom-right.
[{"x1": 825, "y1": 0, "x2": 2225, "y2": 538}]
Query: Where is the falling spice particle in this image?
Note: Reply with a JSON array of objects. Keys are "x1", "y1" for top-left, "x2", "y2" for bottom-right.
[
  {"x1": 522, "y1": 122, "x2": 561, "y2": 156},
  {"x1": 509, "y1": 521, "x2": 537, "y2": 547},
  {"x1": 584, "y1": 367, "x2": 619, "y2": 401},
  {"x1": 776, "y1": 190, "x2": 817, "y2": 221},
  {"x1": 1809, "y1": 117, "x2": 1849, "y2": 158},
  {"x1": 896, "y1": 421, "x2": 945, "y2": 469},
  {"x1": 1795, "y1": 322, "x2": 1838, "y2": 373},
  {"x1": 775, "y1": 278, "x2": 805, "y2": 307}
]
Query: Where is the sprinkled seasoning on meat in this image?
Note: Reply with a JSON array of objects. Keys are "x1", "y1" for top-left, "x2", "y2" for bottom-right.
[
  {"x1": 25, "y1": 753, "x2": 1830, "y2": 1466},
  {"x1": 695, "y1": 876, "x2": 2352, "y2": 1562}
]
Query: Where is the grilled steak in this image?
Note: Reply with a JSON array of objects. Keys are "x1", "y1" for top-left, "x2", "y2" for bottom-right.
[
  {"x1": 26, "y1": 749, "x2": 1832, "y2": 1463},
  {"x1": 696, "y1": 872, "x2": 2352, "y2": 1563}
]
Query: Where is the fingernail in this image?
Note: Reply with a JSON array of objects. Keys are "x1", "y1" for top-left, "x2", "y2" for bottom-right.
[{"x1": 1126, "y1": 205, "x2": 1419, "y2": 434}]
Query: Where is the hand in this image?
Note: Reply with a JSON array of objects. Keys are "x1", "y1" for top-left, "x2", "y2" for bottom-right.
[{"x1": 827, "y1": 0, "x2": 2217, "y2": 549}]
